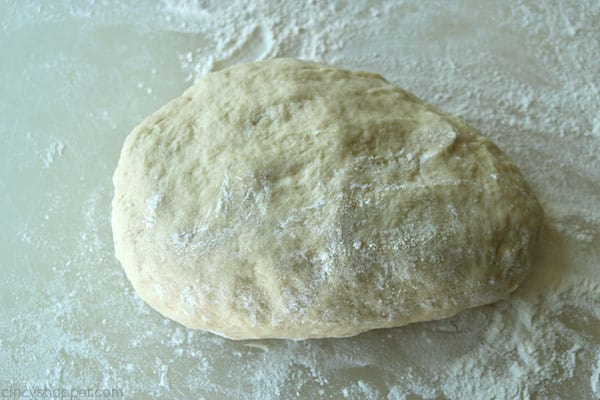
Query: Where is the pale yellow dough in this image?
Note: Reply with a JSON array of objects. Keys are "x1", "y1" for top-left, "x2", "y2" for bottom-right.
[{"x1": 111, "y1": 59, "x2": 543, "y2": 339}]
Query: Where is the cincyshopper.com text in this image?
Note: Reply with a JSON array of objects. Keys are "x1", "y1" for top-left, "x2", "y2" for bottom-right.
[{"x1": 0, "y1": 386, "x2": 123, "y2": 399}]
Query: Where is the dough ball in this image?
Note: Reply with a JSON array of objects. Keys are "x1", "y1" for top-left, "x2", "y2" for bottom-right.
[{"x1": 111, "y1": 59, "x2": 543, "y2": 339}]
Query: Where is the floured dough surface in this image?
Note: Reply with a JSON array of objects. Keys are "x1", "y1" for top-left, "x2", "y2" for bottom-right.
[{"x1": 111, "y1": 59, "x2": 543, "y2": 339}]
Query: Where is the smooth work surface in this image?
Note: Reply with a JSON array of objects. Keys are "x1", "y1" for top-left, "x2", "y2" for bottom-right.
[{"x1": 1, "y1": 1, "x2": 599, "y2": 399}]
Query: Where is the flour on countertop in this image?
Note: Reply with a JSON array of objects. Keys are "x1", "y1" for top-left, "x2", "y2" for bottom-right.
[
  {"x1": 42, "y1": 139, "x2": 66, "y2": 169},
  {"x1": 1, "y1": 0, "x2": 599, "y2": 399}
]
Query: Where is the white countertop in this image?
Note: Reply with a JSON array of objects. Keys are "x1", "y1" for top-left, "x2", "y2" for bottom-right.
[{"x1": 1, "y1": 1, "x2": 599, "y2": 399}]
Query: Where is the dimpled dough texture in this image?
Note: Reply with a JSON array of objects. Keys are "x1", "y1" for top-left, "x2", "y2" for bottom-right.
[{"x1": 112, "y1": 59, "x2": 543, "y2": 340}]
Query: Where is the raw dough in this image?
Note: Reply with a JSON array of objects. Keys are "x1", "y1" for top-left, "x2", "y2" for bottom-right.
[{"x1": 111, "y1": 59, "x2": 543, "y2": 339}]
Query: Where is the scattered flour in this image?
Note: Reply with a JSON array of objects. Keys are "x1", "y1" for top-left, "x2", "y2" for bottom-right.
[
  {"x1": 1, "y1": 0, "x2": 598, "y2": 399},
  {"x1": 592, "y1": 355, "x2": 600, "y2": 397},
  {"x1": 42, "y1": 139, "x2": 66, "y2": 168}
]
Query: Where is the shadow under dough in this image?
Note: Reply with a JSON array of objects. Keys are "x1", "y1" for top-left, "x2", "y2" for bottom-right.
[{"x1": 515, "y1": 221, "x2": 571, "y2": 300}]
